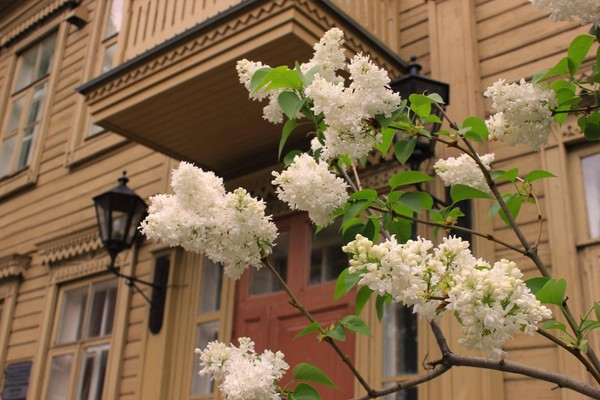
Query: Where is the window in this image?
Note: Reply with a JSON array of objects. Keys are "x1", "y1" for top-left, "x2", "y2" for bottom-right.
[
  {"x1": 44, "y1": 278, "x2": 118, "y2": 400},
  {"x1": 0, "y1": 33, "x2": 56, "y2": 178},
  {"x1": 86, "y1": 0, "x2": 124, "y2": 138},
  {"x1": 581, "y1": 152, "x2": 600, "y2": 239},
  {"x1": 381, "y1": 303, "x2": 419, "y2": 400},
  {"x1": 250, "y1": 230, "x2": 289, "y2": 295},
  {"x1": 191, "y1": 257, "x2": 227, "y2": 398},
  {"x1": 309, "y1": 220, "x2": 346, "y2": 285}
]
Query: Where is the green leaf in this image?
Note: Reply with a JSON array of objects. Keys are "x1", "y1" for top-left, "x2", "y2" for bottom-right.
[
  {"x1": 409, "y1": 94, "x2": 435, "y2": 118},
  {"x1": 258, "y1": 66, "x2": 303, "y2": 91},
  {"x1": 450, "y1": 184, "x2": 493, "y2": 202},
  {"x1": 578, "y1": 113, "x2": 600, "y2": 140},
  {"x1": 340, "y1": 315, "x2": 372, "y2": 336},
  {"x1": 384, "y1": 219, "x2": 412, "y2": 243},
  {"x1": 278, "y1": 91, "x2": 304, "y2": 119},
  {"x1": 532, "y1": 69, "x2": 549, "y2": 84},
  {"x1": 546, "y1": 57, "x2": 569, "y2": 78},
  {"x1": 498, "y1": 195, "x2": 522, "y2": 226},
  {"x1": 300, "y1": 65, "x2": 321, "y2": 87},
  {"x1": 293, "y1": 383, "x2": 321, "y2": 400},
  {"x1": 362, "y1": 218, "x2": 379, "y2": 242},
  {"x1": 581, "y1": 320, "x2": 600, "y2": 333},
  {"x1": 284, "y1": 150, "x2": 303, "y2": 166},
  {"x1": 249, "y1": 67, "x2": 272, "y2": 92},
  {"x1": 567, "y1": 35, "x2": 595, "y2": 75},
  {"x1": 342, "y1": 220, "x2": 365, "y2": 244},
  {"x1": 394, "y1": 139, "x2": 417, "y2": 165},
  {"x1": 461, "y1": 116, "x2": 489, "y2": 143},
  {"x1": 593, "y1": 302, "x2": 600, "y2": 321},
  {"x1": 525, "y1": 277, "x2": 551, "y2": 294},
  {"x1": 492, "y1": 168, "x2": 519, "y2": 183},
  {"x1": 349, "y1": 189, "x2": 378, "y2": 201},
  {"x1": 325, "y1": 323, "x2": 346, "y2": 341},
  {"x1": 427, "y1": 93, "x2": 444, "y2": 104},
  {"x1": 355, "y1": 286, "x2": 373, "y2": 315},
  {"x1": 375, "y1": 127, "x2": 397, "y2": 154},
  {"x1": 524, "y1": 169, "x2": 557, "y2": 183},
  {"x1": 334, "y1": 268, "x2": 361, "y2": 300},
  {"x1": 375, "y1": 294, "x2": 391, "y2": 321},
  {"x1": 389, "y1": 171, "x2": 433, "y2": 189},
  {"x1": 540, "y1": 320, "x2": 567, "y2": 332},
  {"x1": 396, "y1": 192, "x2": 433, "y2": 212},
  {"x1": 279, "y1": 119, "x2": 298, "y2": 159},
  {"x1": 536, "y1": 278, "x2": 567, "y2": 306},
  {"x1": 294, "y1": 322, "x2": 321, "y2": 339},
  {"x1": 342, "y1": 201, "x2": 369, "y2": 226},
  {"x1": 293, "y1": 363, "x2": 338, "y2": 389}
]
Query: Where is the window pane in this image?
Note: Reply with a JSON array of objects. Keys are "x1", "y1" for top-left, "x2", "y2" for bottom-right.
[
  {"x1": 86, "y1": 123, "x2": 105, "y2": 138},
  {"x1": 57, "y1": 287, "x2": 87, "y2": 343},
  {"x1": 199, "y1": 257, "x2": 223, "y2": 314},
  {"x1": 191, "y1": 321, "x2": 219, "y2": 396},
  {"x1": 46, "y1": 354, "x2": 73, "y2": 400},
  {"x1": 101, "y1": 43, "x2": 116, "y2": 73},
  {"x1": 250, "y1": 231, "x2": 288, "y2": 295},
  {"x1": 87, "y1": 279, "x2": 118, "y2": 338},
  {"x1": 104, "y1": 0, "x2": 124, "y2": 38},
  {"x1": 309, "y1": 221, "x2": 346, "y2": 284},
  {"x1": 16, "y1": 126, "x2": 36, "y2": 170},
  {"x1": 15, "y1": 46, "x2": 36, "y2": 91},
  {"x1": 7, "y1": 96, "x2": 24, "y2": 133},
  {"x1": 0, "y1": 136, "x2": 16, "y2": 177},
  {"x1": 36, "y1": 34, "x2": 56, "y2": 80},
  {"x1": 77, "y1": 345, "x2": 109, "y2": 400},
  {"x1": 27, "y1": 82, "x2": 47, "y2": 124},
  {"x1": 582, "y1": 153, "x2": 600, "y2": 239},
  {"x1": 382, "y1": 303, "x2": 418, "y2": 376}
]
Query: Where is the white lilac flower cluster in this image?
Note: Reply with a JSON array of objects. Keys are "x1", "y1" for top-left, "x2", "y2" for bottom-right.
[
  {"x1": 343, "y1": 235, "x2": 552, "y2": 359},
  {"x1": 196, "y1": 337, "x2": 289, "y2": 400},
  {"x1": 305, "y1": 53, "x2": 401, "y2": 161},
  {"x1": 140, "y1": 162, "x2": 277, "y2": 280},
  {"x1": 237, "y1": 28, "x2": 401, "y2": 162},
  {"x1": 272, "y1": 153, "x2": 348, "y2": 226},
  {"x1": 434, "y1": 153, "x2": 494, "y2": 193},
  {"x1": 530, "y1": 0, "x2": 600, "y2": 26},
  {"x1": 484, "y1": 79, "x2": 557, "y2": 150}
]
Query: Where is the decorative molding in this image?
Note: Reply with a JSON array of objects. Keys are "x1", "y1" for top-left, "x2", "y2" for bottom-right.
[
  {"x1": 48, "y1": 250, "x2": 129, "y2": 284},
  {"x1": 38, "y1": 230, "x2": 103, "y2": 266},
  {"x1": 0, "y1": 0, "x2": 80, "y2": 48},
  {"x1": 0, "y1": 254, "x2": 30, "y2": 281},
  {"x1": 82, "y1": 0, "x2": 403, "y2": 103}
]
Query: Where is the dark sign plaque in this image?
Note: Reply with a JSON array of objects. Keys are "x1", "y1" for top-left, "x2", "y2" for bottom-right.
[{"x1": 2, "y1": 361, "x2": 32, "y2": 400}]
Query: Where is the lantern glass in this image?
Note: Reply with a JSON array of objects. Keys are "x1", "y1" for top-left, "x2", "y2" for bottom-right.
[{"x1": 93, "y1": 174, "x2": 147, "y2": 255}]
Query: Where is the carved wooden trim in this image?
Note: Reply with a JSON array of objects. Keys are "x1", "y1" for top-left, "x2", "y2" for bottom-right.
[
  {"x1": 38, "y1": 230, "x2": 103, "y2": 265},
  {"x1": 0, "y1": 0, "x2": 80, "y2": 48},
  {"x1": 0, "y1": 254, "x2": 30, "y2": 281},
  {"x1": 82, "y1": 0, "x2": 403, "y2": 103},
  {"x1": 48, "y1": 251, "x2": 129, "y2": 284}
]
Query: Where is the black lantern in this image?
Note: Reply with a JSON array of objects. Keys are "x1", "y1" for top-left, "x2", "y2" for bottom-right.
[
  {"x1": 93, "y1": 172, "x2": 147, "y2": 264},
  {"x1": 390, "y1": 56, "x2": 450, "y2": 171},
  {"x1": 94, "y1": 172, "x2": 168, "y2": 334}
]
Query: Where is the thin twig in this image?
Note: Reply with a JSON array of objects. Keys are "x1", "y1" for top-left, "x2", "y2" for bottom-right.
[
  {"x1": 369, "y1": 205, "x2": 527, "y2": 256},
  {"x1": 537, "y1": 329, "x2": 600, "y2": 384},
  {"x1": 262, "y1": 259, "x2": 375, "y2": 396},
  {"x1": 446, "y1": 353, "x2": 600, "y2": 399},
  {"x1": 352, "y1": 164, "x2": 363, "y2": 191},
  {"x1": 339, "y1": 168, "x2": 392, "y2": 241}
]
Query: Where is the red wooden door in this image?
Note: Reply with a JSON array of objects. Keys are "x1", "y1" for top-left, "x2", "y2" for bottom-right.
[{"x1": 234, "y1": 214, "x2": 355, "y2": 400}]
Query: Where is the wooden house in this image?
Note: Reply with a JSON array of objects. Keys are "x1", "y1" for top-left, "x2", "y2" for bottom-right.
[{"x1": 0, "y1": 1, "x2": 598, "y2": 399}]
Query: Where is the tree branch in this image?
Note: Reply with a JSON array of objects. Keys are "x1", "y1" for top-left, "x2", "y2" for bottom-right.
[{"x1": 261, "y1": 259, "x2": 376, "y2": 396}]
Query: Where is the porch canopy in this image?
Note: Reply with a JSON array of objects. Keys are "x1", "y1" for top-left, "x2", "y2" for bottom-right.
[{"x1": 78, "y1": 0, "x2": 406, "y2": 178}]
